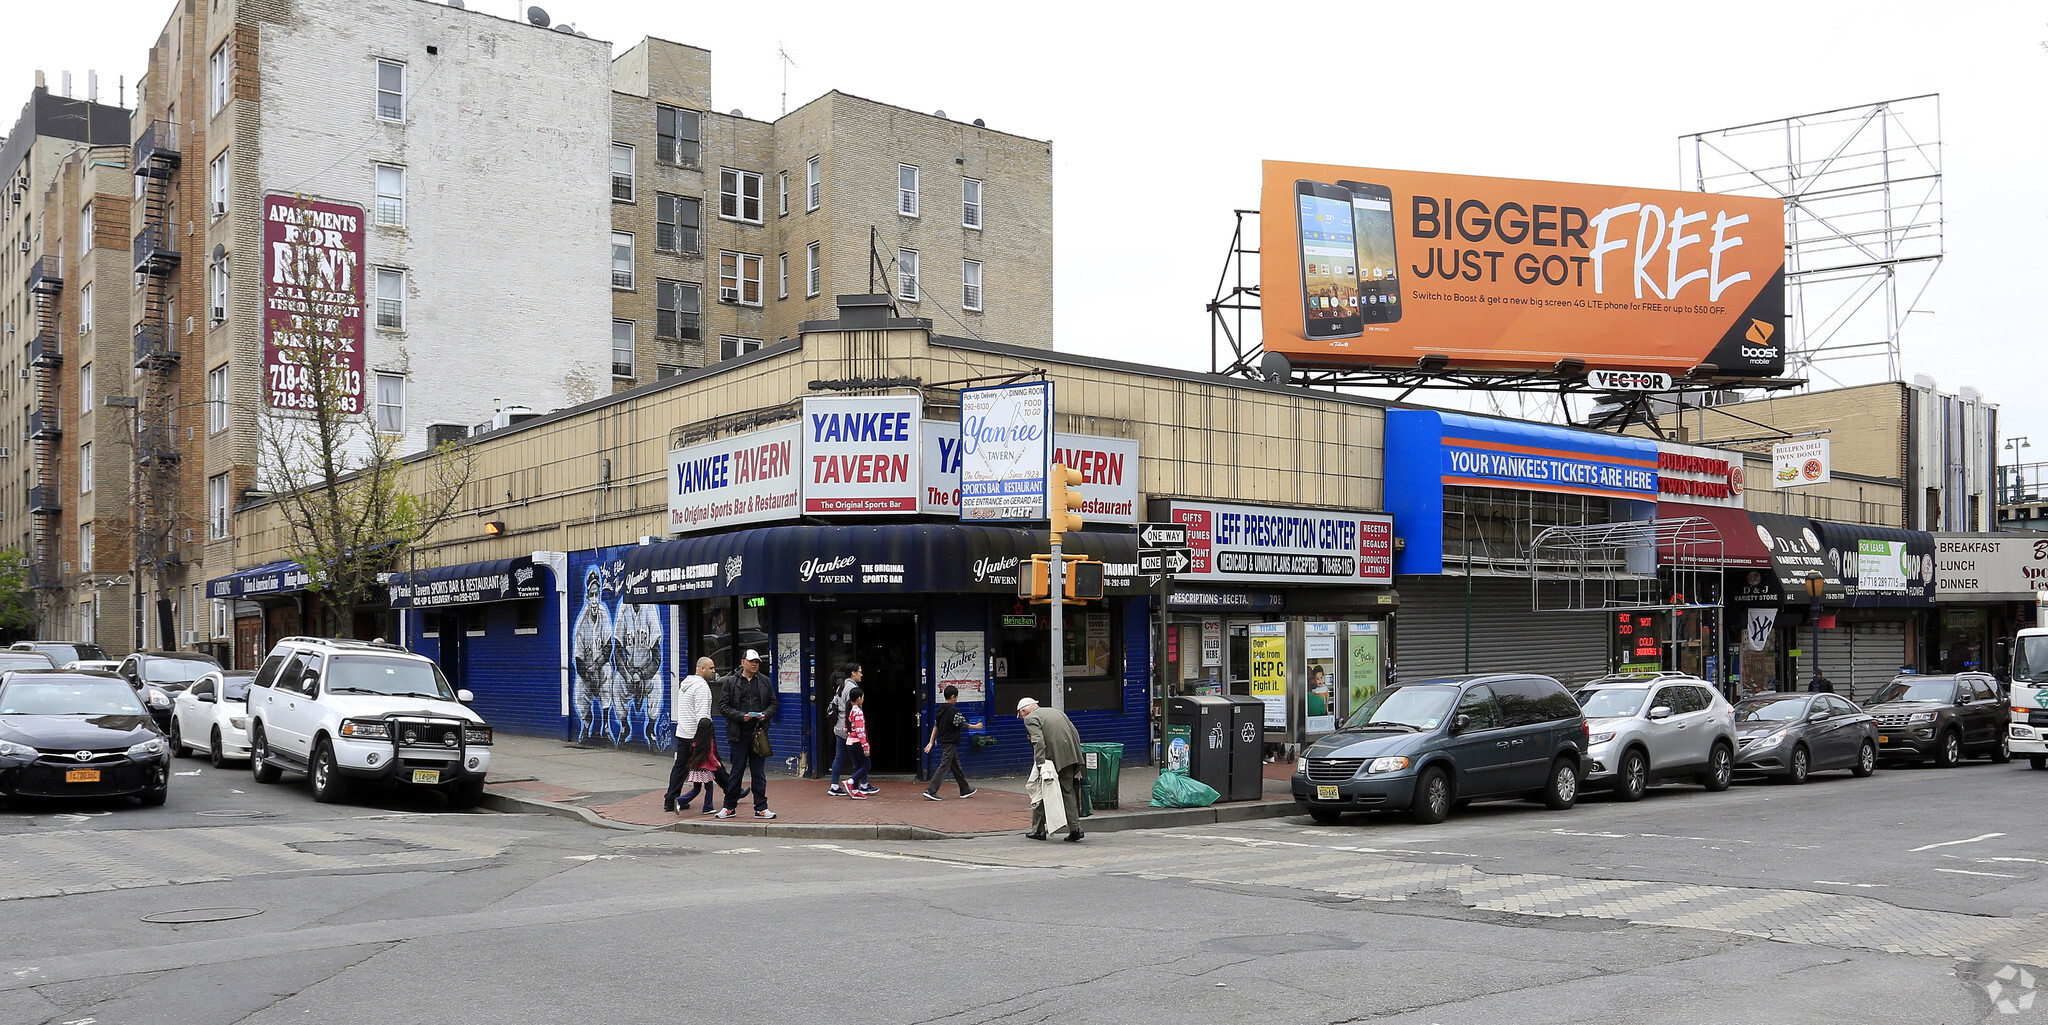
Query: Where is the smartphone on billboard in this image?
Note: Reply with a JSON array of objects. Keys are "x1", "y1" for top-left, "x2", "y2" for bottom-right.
[
  {"x1": 1294, "y1": 180, "x2": 1362, "y2": 339},
  {"x1": 1337, "y1": 180, "x2": 1401, "y2": 325}
]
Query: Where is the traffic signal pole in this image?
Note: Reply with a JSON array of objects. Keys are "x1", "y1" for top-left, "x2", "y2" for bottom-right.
[{"x1": 1049, "y1": 462, "x2": 1084, "y2": 712}]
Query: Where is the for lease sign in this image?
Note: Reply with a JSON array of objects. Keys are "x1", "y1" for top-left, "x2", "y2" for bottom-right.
[
  {"x1": 1161, "y1": 500, "x2": 1395, "y2": 586},
  {"x1": 802, "y1": 396, "x2": 920, "y2": 514},
  {"x1": 667, "y1": 423, "x2": 802, "y2": 533}
]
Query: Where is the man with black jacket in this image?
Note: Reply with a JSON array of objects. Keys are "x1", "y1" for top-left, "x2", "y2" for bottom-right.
[{"x1": 716, "y1": 649, "x2": 777, "y2": 819}]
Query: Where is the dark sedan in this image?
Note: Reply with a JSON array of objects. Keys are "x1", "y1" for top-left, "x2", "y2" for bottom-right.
[
  {"x1": 119, "y1": 651, "x2": 223, "y2": 730},
  {"x1": 0, "y1": 671, "x2": 171, "y2": 806},
  {"x1": 1733, "y1": 692, "x2": 1879, "y2": 783}
]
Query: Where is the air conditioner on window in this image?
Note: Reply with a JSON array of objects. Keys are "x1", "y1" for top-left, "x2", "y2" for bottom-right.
[
  {"x1": 182, "y1": 528, "x2": 192, "y2": 543},
  {"x1": 15, "y1": 240, "x2": 25, "y2": 253},
  {"x1": 718, "y1": 287, "x2": 740, "y2": 304},
  {"x1": 0, "y1": 448, "x2": 12, "y2": 459},
  {"x1": 61, "y1": 562, "x2": 71, "y2": 575},
  {"x1": 17, "y1": 370, "x2": 27, "y2": 381},
  {"x1": 78, "y1": 323, "x2": 88, "y2": 335},
  {"x1": 183, "y1": 629, "x2": 198, "y2": 645}
]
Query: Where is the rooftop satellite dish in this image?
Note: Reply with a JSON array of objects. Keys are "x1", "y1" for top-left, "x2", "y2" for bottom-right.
[
  {"x1": 972, "y1": 118, "x2": 985, "y2": 127},
  {"x1": 526, "y1": 6, "x2": 549, "y2": 27},
  {"x1": 1259, "y1": 351, "x2": 1293, "y2": 384},
  {"x1": 552, "y1": 23, "x2": 574, "y2": 32},
  {"x1": 1911, "y1": 373, "x2": 1936, "y2": 390},
  {"x1": 446, "y1": 0, "x2": 463, "y2": 8},
  {"x1": 730, "y1": 109, "x2": 743, "y2": 117},
  {"x1": 934, "y1": 109, "x2": 947, "y2": 118}
]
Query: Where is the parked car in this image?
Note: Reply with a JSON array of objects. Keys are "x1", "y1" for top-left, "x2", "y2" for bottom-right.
[
  {"x1": 0, "y1": 650, "x2": 59, "y2": 676},
  {"x1": 168, "y1": 670, "x2": 256, "y2": 767},
  {"x1": 117, "y1": 651, "x2": 224, "y2": 731},
  {"x1": 62, "y1": 660, "x2": 122, "y2": 673},
  {"x1": 246, "y1": 637, "x2": 493, "y2": 807},
  {"x1": 1866, "y1": 673, "x2": 2010, "y2": 766},
  {"x1": 1575, "y1": 674, "x2": 1738, "y2": 800},
  {"x1": 1294, "y1": 673, "x2": 1587, "y2": 825},
  {"x1": 1732, "y1": 692, "x2": 1879, "y2": 783},
  {"x1": 0, "y1": 670, "x2": 170, "y2": 806},
  {"x1": 12, "y1": 641, "x2": 109, "y2": 666}
]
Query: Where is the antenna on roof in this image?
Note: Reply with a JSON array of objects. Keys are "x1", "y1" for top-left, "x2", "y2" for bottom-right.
[{"x1": 777, "y1": 44, "x2": 797, "y2": 117}]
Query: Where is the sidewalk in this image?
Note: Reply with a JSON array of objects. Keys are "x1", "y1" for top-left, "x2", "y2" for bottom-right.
[{"x1": 480, "y1": 733, "x2": 1302, "y2": 839}]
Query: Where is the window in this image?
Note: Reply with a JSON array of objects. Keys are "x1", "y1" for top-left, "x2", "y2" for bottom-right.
[
  {"x1": 78, "y1": 364, "x2": 92, "y2": 418},
  {"x1": 78, "y1": 524, "x2": 92, "y2": 575},
  {"x1": 207, "y1": 365, "x2": 228, "y2": 434},
  {"x1": 208, "y1": 251, "x2": 229, "y2": 322},
  {"x1": 656, "y1": 364, "x2": 682, "y2": 380},
  {"x1": 718, "y1": 335, "x2": 762, "y2": 361},
  {"x1": 777, "y1": 171, "x2": 787, "y2": 216},
  {"x1": 375, "y1": 59, "x2": 404, "y2": 120},
  {"x1": 209, "y1": 151, "x2": 228, "y2": 217},
  {"x1": 375, "y1": 374, "x2": 404, "y2": 433},
  {"x1": 463, "y1": 608, "x2": 486, "y2": 637},
  {"x1": 962, "y1": 259, "x2": 982, "y2": 311},
  {"x1": 718, "y1": 251, "x2": 762, "y2": 305},
  {"x1": 80, "y1": 202, "x2": 93, "y2": 247},
  {"x1": 719, "y1": 169, "x2": 763, "y2": 223},
  {"x1": 611, "y1": 320, "x2": 634, "y2": 378},
  {"x1": 1455, "y1": 685, "x2": 1503, "y2": 731},
  {"x1": 656, "y1": 193, "x2": 698, "y2": 253},
  {"x1": 898, "y1": 164, "x2": 920, "y2": 217},
  {"x1": 806, "y1": 156, "x2": 820, "y2": 211},
  {"x1": 777, "y1": 253, "x2": 788, "y2": 299},
  {"x1": 514, "y1": 600, "x2": 541, "y2": 634},
  {"x1": 208, "y1": 43, "x2": 229, "y2": 114},
  {"x1": 78, "y1": 443, "x2": 91, "y2": 494},
  {"x1": 656, "y1": 280, "x2": 700, "y2": 340},
  {"x1": 374, "y1": 268, "x2": 405, "y2": 330},
  {"x1": 806, "y1": 242, "x2": 820, "y2": 297},
  {"x1": 962, "y1": 177, "x2": 982, "y2": 229},
  {"x1": 374, "y1": 163, "x2": 404, "y2": 226},
  {"x1": 989, "y1": 606, "x2": 1120, "y2": 712},
  {"x1": 897, "y1": 248, "x2": 919, "y2": 302},
  {"x1": 208, "y1": 473, "x2": 231, "y2": 539},
  {"x1": 611, "y1": 232, "x2": 635, "y2": 289},
  {"x1": 610, "y1": 143, "x2": 634, "y2": 202},
  {"x1": 78, "y1": 283, "x2": 91, "y2": 334},
  {"x1": 656, "y1": 105, "x2": 699, "y2": 166}
]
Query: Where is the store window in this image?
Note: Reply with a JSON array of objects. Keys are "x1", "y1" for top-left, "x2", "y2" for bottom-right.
[
  {"x1": 991, "y1": 603, "x2": 1119, "y2": 712},
  {"x1": 690, "y1": 595, "x2": 769, "y2": 675}
]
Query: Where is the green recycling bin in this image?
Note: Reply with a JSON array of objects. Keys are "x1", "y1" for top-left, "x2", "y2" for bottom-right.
[{"x1": 1079, "y1": 742, "x2": 1124, "y2": 810}]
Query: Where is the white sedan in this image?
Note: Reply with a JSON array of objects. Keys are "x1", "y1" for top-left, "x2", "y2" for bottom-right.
[{"x1": 168, "y1": 670, "x2": 257, "y2": 767}]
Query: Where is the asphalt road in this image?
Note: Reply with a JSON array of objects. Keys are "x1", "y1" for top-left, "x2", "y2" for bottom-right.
[{"x1": 3, "y1": 745, "x2": 2045, "y2": 1024}]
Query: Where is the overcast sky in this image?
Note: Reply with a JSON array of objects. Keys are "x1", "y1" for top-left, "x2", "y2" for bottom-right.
[{"x1": 9, "y1": 1, "x2": 2043, "y2": 451}]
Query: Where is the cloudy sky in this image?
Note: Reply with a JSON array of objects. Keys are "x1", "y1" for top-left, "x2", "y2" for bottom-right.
[{"x1": 9, "y1": 1, "x2": 2043, "y2": 448}]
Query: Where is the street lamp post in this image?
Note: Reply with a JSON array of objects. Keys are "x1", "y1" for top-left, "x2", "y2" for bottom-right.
[{"x1": 1804, "y1": 570, "x2": 1825, "y2": 693}]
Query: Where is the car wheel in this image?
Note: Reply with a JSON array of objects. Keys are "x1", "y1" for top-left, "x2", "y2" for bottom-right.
[
  {"x1": 209, "y1": 728, "x2": 227, "y2": 769},
  {"x1": 1935, "y1": 729, "x2": 1962, "y2": 768},
  {"x1": 137, "y1": 787, "x2": 167, "y2": 808},
  {"x1": 250, "y1": 725, "x2": 283, "y2": 784},
  {"x1": 447, "y1": 778, "x2": 486, "y2": 810},
  {"x1": 1852, "y1": 740, "x2": 1877, "y2": 777},
  {"x1": 1990, "y1": 734, "x2": 2012, "y2": 764},
  {"x1": 309, "y1": 741, "x2": 350, "y2": 804},
  {"x1": 1615, "y1": 748, "x2": 1648, "y2": 802},
  {"x1": 1542, "y1": 758, "x2": 1579, "y2": 810},
  {"x1": 169, "y1": 718, "x2": 187, "y2": 757},
  {"x1": 1700, "y1": 743, "x2": 1734, "y2": 792},
  {"x1": 1308, "y1": 807, "x2": 1342, "y2": 825},
  {"x1": 1409, "y1": 767, "x2": 1452, "y2": 825},
  {"x1": 1784, "y1": 745, "x2": 1809, "y2": 785}
]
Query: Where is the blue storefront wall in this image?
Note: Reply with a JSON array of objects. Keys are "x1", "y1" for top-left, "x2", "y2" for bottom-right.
[
  {"x1": 412, "y1": 596, "x2": 560, "y2": 739},
  {"x1": 948, "y1": 598, "x2": 1153, "y2": 777}
]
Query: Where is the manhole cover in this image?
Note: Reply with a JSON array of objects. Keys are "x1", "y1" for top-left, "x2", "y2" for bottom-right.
[
  {"x1": 197, "y1": 810, "x2": 277, "y2": 819},
  {"x1": 143, "y1": 907, "x2": 264, "y2": 924},
  {"x1": 288, "y1": 837, "x2": 435, "y2": 856}
]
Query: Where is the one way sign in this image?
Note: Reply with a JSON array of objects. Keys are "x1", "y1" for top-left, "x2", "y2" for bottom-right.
[
  {"x1": 1138, "y1": 522, "x2": 1188, "y2": 547},
  {"x1": 1138, "y1": 547, "x2": 1192, "y2": 575}
]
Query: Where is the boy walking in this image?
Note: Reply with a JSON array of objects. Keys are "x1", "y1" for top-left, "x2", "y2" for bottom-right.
[{"x1": 922, "y1": 685, "x2": 978, "y2": 800}]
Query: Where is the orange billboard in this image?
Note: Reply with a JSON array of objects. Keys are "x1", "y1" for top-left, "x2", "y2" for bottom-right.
[{"x1": 1260, "y1": 161, "x2": 1786, "y2": 379}]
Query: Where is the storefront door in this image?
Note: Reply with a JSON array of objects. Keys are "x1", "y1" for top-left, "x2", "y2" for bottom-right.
[{"x1": 816, "y1": 611, "x2": 923, "y2": 774}]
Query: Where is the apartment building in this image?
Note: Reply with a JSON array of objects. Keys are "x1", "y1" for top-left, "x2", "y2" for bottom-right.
[{"x1": 608, "y1": 38, "x2": 1053, "y2": 387}]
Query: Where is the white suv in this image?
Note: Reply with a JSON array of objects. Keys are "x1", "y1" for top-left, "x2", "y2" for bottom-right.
[{"x1": 246, "y1": 637, "x2": 493, "y2": 807}]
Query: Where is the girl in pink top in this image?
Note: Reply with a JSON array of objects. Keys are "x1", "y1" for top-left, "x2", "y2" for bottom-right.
[{"x1": 845, "y1": 687, "x2": 873, "y2": 799}]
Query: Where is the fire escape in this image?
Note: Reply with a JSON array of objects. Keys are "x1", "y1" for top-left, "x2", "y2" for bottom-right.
[
  {"x1": 132, "y1": 119, "x2": 183, "y2": 580},
  {"x1": 24, "y1": 252, "x2": 63, "y2": 589}
]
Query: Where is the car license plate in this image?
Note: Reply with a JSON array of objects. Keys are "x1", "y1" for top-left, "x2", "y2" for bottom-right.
[
  {"x1": 1316, "y1": 785, "x2": 1339, "y2": 801},
  {"x1": 66, "y1": 768, "x2": 100, "y2": 783},
  {"x1": 1878, "y1": 735, "x2": 1892, "y2": 743},
  {"x1": 411, "y1": 769, "x2": 441, "y2": 784}
]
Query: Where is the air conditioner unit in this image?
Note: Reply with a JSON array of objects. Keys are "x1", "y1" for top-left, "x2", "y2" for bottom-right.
[
  {"x1": 15, "y1": 240, "x2": 25, "y2": 253},
  {"x1": 211, "y1": 202, "x2": 225, "y2": 217},
  {"x1": 78, "y1": 323, "x2": 88, "y2": 335},
  {"x1": 183, "y1": 629, "x2": 198, "y2": 645},
  {"x1": 184, "y1": 317, "x2": 195, "y2": 335},
  {"x1": 718, "y1": 287, "x2": 740, "y2": 304},
  {"x1": 0, "y1": 448, "x2": 11, "y2": 459},
  {"x1": 181, "y1": 528, "x2": 192, "y2": 543},
  {"x1": 17, "y1": 369, "x2": 27, "y2": 381},
  {"x1": 61, "y1": 562, "x2": 71, "y2": 574}
]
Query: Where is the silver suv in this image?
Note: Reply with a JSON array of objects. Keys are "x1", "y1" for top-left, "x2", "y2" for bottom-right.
[
  {"x1": 1575, "y1": 674, "x2": 1737, "y2": 800},
  {"x1": 246, "y1": 637, "x2": 493, "y2": 807}
]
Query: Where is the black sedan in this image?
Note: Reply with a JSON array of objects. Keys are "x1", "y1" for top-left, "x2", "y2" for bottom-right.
[
  {"x1": 0, "y1": 671, "x2": 171, "y2": 806},
  {"x1": 1733, "y1": 692, "x2": 1879, "y2": 783}
]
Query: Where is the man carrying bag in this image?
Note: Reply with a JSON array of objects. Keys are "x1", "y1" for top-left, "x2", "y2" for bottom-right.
[{"x1": 716, "y1": 650, "x2": 777, "y2": 820}]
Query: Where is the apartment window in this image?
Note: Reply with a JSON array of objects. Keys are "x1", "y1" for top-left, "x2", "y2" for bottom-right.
[
  {"x1": 78, "y1": 443, "x2": 92, "y2": 494},
  {"x1": 719, "y1": 169, "x2": 763, "y2": 223},
  {"x1": 610, "y1": 143, "x2": 634, "y2": 202},
  {"x1": 778, "y1": 171, "x2": 788, "y2": 217},
  {"x1": 806, "y1": 156, "x2": 820, "y2": 211},
  {"x1": 374, "y1": 268, "x2": 405, "y2": 329},
  {"x1": 209, "y1": 151, "x2": 229, "y2": 217},
  {"x1": 79, "y1": 364, "x2": 92, "y2": 417},
  {"x1": 656, "y1": 105, "x2": 699, "y2": 166},
  {"x1": 80, "y1": 202, "x2": 93, "y2": 247},
  {"x1": 718, "y1": 336, "x2": 763, "y2": 362},
  {"x1": 78, "y1": 284, "x2": 91, "y2": 334},
  {"x1": 718, "y1": 252, "x2": 763, "y2": 306},
  {"x1": 777, "y1": 253, "x2": 788, "y2": 299},
  {"x1": 901, "y1": 250, "x2": 925, "y2": 301},
  {"x1": 79, "y1": 524, "x2": 93, "y2": 575},
  {"x1": 611, "y1": 320, "x2": 635, "y2": 378},
  {"x1": 611, "y1": 232, "x2": 635, "y2": 289},
  {"x1": 209, "y1": 252, "x2": 229, "y2": 322},
  {"x1": 656, "y1": 364, "x2": 682, "y2": 380},
  {"x1": 375, "y1": 59, "x2": 404, "y2": 121},
  {"x1": 898, "y1": 164, "x2": 920, "y2": 217},
  {"x1": 375, "y1": 374, "x2": 404, "y2": 434},
  {"x1": 207, "y1": 364, "x2": 228, "y2": 434},
  {"x1": 656, "y1": 193, "x2": 699, "y2": 253},
  {"x1": 208, "y1": 473, "x2": 231, "y2": 539},
  {"x1": 374, "y1": 164, "x2": 405, "y2": 226},
  {"x1": 656, "y1": 279, "x2": 700, "y2": 341},
  {"x1": 806, "y1": 242, "x2": 820, "y2": 297},
  {"x1": 963, "y1": 259, "x2": 983, "y2": 311},
  {"x1": 963, "y1": 177, "x2": 983, "y2": 229},
  {"x1": 209, "y1": 43, "x2": 229, "y2": 114}
]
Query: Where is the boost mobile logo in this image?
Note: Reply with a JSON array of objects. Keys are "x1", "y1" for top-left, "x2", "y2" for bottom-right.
[{"x1": 1741, "y1": 318, "x2": 1778, "y2": 361}]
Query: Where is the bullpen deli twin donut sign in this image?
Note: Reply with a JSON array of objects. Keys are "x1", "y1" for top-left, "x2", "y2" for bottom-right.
[{"x1": 1770, "y1": 438, "x2": 1831, "y2": 489}]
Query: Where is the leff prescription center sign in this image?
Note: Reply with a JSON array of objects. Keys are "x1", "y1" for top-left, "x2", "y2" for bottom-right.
[
  {"x1": 1157, "y1": 499, "x2": 1394, "y2": 586},
  {"x1": 1259, "y1": 161, "x2": 1786, "y2": 378},
  {"x1": 262, "y1": 194, "x2": 367, "y2": 413}
]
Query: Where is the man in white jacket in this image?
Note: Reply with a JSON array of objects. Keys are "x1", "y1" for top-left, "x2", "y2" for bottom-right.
[{"x1": 663, "y1": 657, "x2": 720, "y2": 812}]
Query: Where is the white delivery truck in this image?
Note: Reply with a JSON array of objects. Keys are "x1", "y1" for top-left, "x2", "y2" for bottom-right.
[{"x1": 2009, "y1": 591, "x2": 2048, "y2": 770}]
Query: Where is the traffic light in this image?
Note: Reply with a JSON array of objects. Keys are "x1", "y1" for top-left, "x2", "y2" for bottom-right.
[
  {"x1": 1018, "y1": 554, "x2": 1102, "y2": 603},
  {"x1": 1064, "y1": 557, "x2": 1104, "y2": 601},
  {"x1": 1049, "y1": 462, "x2": 1084, "y2": 543},
  {"x1": 1019, "y1": 554, "x2": 1052, "y2": 600}
]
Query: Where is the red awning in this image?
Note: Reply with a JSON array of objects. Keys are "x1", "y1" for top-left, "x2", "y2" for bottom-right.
[{"x1": 1657, "y1": 502, "x2": 1772, "y2": 568}]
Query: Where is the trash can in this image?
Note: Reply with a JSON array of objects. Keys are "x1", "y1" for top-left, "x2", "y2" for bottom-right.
[
  {"x1": 1080, "y1": 741, "x2": 1124, "y2": 810},
  {"x1": 1222, "y1": 695, "x2": 1266, "y2": 802},
  {"x1": 1164, "y1": 695, "x2": 1232, "y2": 797}
]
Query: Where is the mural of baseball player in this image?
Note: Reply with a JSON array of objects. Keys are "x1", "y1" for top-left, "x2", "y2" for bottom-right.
[
  {"x1": 572, "y1": 566, "x2": 616, "y2": 744},
  {"x1": 612, "y1": 591, "x2": 667, "y2": 747}
]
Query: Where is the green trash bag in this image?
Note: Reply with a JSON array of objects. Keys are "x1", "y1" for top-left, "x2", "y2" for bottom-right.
[{"x1": 1149, "y1": 770, "x2": 1221, "y2": 808}]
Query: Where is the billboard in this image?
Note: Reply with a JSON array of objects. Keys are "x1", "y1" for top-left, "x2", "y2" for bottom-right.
[
  {"x1": 262, "y1": 194, "x2": 367, "y2": 413},
  {"x1": 957, "y1": 381, "x2": 1052, "y2": 521},
  {"x1": 667, "y1": 423, "x2": 802, "y2": 533},
  {"x1": 1259, "y1": 161, "x2": 1786, "y2": 379},
  {"x1": 800, "y1": 395, "x2": 921, "y2": 514},
  {"x1": 1155, "y1": 499, "x2": 1395, "y2": 586}
]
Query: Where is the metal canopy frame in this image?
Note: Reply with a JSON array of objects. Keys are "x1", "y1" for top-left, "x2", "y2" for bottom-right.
[{"x1": 1529, "y1": 516, "x2": 1726, "y2": 613}]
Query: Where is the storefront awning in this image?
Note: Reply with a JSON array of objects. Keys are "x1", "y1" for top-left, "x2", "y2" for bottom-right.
[
  {"x1": 1749, "y1": 513, "x2": 1934, "y2": 607},
  {"x1": 388, "y1": 556, "x2": 548, "y2": 609},
  {"x1": 206, "y1": 560, "x2": 315, "y2": 600},
  {"x1": 1657, "y1": 502, "x2": 1772, "y2": 568},
  {"x1": 619, "y1": 525, "x2": 1141, "y2": 602}
]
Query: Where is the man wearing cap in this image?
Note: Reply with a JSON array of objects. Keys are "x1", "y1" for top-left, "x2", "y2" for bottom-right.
[
  {"x1": 716, "y1": 649, "x2": 778, "y2": 819},
  {"x1": 1016, "y1": 697, "x2": 1085, "y2": 842}
]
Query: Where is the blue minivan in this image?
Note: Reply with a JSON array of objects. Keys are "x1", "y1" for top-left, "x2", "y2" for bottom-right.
[{"x1": 1293, "y1": 674, "x2": 1589, "y2": 824}]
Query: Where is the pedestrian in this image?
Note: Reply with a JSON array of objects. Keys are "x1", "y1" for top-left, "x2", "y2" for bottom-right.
[
  {"x1": 826, "y1": 664, "x2": 877, "y2": 797},
  {"x1": 1016, "y1": 696, "x2": 1084, "y2": 842},
  {"x1": 665, "y1": 657, "x2": 742, "y2": 813},
  {"x1": 922, "y1": 685, "x2": 978, "y2": 800},
  {"x1": 668, "y1": 718, "x2": 726, "y2": 814},
  {"x1": 1812, "y1": 673, "x2": 1836, "y2": 693},
  {"x1": 843, "y1": 687, "x2": 872, "y2": 800},
  {"x1": 715, "y1": 649, "x2": 777, "y2": 820}
]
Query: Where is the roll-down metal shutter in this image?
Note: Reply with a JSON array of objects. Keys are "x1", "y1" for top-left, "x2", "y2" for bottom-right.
[
  {"x1": 1391, "y1": 576, "x2": 1610, "y2": 687},
  {"x1": 1812, "y1": 619, "x2": 1907, "y2": 703}
]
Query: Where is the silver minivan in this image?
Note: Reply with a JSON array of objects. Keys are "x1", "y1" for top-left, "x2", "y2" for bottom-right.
[{"x1": 1576, "y1": 674, "x2": 1738, "y2": 800}]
